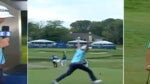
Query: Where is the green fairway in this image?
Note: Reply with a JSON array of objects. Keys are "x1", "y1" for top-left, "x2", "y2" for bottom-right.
[
  {"x1": 28, "y1": 47, "x2": 123, "y2": 84},
  {"x1": 21, "y1": 36, "x2": 27, "y2": 64},
  {"x1": 125, "y1": 0, "x2": 150, "y2": 84}
]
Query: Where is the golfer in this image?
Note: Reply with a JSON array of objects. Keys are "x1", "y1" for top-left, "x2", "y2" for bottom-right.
[
  {"x1": 51, "y1": 55, "x2": 59, "y2": 68},
  {"x1": 146, "y1": 42, "x2": 150, "y2": 71},
  {"x1": 52, "y1": 43, "x2": 102, "y2": 84},
  {"x1": 0, "y1": 5, "x2": 13, "y2": 83}
]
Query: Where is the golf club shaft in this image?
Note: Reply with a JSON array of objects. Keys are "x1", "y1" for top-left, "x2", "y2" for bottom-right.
[{"x1": 146, "y1": 71, "x2": 150, "y2": 84}]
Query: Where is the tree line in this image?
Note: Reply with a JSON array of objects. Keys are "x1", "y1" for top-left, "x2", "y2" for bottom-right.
[{"x1": 28, "y1": 18, "x2": 123, "y2": 45}]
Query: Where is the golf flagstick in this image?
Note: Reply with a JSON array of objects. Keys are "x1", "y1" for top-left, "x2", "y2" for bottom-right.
[{"x1": 146, "y1": 71, "x2": 150, "y2": 84}]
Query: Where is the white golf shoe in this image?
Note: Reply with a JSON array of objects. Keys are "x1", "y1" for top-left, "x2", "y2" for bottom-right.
[
  {"x1": 52, "y1": 80, "x2": 59, "y2": 84},
  {"x1": 92, "y1": 79, "x2": 102, "y2": 84}
]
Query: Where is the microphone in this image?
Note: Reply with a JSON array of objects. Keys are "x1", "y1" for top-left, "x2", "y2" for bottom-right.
[
  {"x1": 2, "y1": 26, "x2": 9, "y2": 31},
  {"x1": 0, "y1": 26, "x2": 11, "y2": 38}
]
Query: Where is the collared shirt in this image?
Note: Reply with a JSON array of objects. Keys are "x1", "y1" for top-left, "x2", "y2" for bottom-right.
[
  {"x1": 0, "y1": 48, "x2": 5, "y2": 64},
  {"x1": 71, "y1": 49, "x2": 85, "y2": 63}
]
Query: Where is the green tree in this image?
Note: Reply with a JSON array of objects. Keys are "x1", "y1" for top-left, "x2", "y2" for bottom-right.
[
  {"x1": 90, "y1": 21, "x2": 104, "y2": 36},
  {"x1": 102, "y1": 19, "x2": 123, "y2": 44},
  {"x1": 28, "y1": 20, "x2": 71, "y2": 42},
  {"x1": 70, "y1": 20, "x2": 91, "y2": 32},
  {"x1": 28, "y1": 22, "x2": 43, "y2": 40},
  {"x1": 41, "y1": 20, "x2": 72, "y2": 42}
]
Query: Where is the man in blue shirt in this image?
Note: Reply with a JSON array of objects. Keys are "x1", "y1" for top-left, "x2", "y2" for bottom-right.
[
  {"x1": 0, "y1": 5, "x2": 13, "y2": 84},
  {"x1": 52, "y1": 43, "x2": 102, "y2": 84}
]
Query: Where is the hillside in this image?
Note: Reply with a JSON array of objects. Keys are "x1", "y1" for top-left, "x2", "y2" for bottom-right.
[
  {"x1": 125, "y1": 0, "x2": 150, "y2": 12},
  {"x1": 124, "y1": 0, "x2": 150, "y2": 84}
]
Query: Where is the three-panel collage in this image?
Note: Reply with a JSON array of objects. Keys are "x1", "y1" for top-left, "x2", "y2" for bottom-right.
[{"x1": 0, "y1": 0, "x2": 150, "y2": 84}]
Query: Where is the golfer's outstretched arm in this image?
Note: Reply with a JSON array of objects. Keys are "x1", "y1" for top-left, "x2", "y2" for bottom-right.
[
  {"x1": 76, "y1": 41, "x2": 81, "y2": 49},
  {"x1": 147, "y1": 49, "x2": 150, "y2": 64},
  {"x1": 146, "y1": 48, "x2": 150, "y2": 71},
  {"x1": 85, "y1": 40, "x2": 90, "y2": 52}
]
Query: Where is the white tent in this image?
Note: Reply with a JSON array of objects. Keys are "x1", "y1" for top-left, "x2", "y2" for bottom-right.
[
  {"x1": 91, "y1": 40, "x2": 116, "y2": 49},
  {"x1": 91, "y1": 40, "x2": 113, "y2": 45},
  {"x1": 29, "y1": 39, "x2": 54, "y2": 43},
  {"x1": 68, "y1": 40, "x2": 87, "y2": 43},
  {"x1": 67, "y1": 40, "x2": 87, "y2": 48},
  {"x1": 28, "y1": 39, "x2": 56, "y2": 48}
]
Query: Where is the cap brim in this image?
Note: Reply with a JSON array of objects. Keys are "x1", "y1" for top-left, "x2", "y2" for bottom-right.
[
  {"x1": 0, "y1": 13, "x2": 14, "y2": 18},
  {"x1": 0, "y1": 15, "x2": 14, "y2": 18}
]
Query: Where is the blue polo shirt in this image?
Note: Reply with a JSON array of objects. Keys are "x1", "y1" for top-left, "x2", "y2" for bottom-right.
[
  {"x1": 0, "y1": 48, "x2": 5, "y2": 64},
  {"x1": 71, "y1": 49, "x2": 85, "y2": 63}
]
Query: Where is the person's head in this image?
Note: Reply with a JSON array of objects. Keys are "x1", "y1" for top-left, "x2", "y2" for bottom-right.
[
  {"x1": 81, "y1": 45, "x2": 88, "y2": 52},
  {"x1": 0, "y1": 5, "x2": 13, "y2": 23}
]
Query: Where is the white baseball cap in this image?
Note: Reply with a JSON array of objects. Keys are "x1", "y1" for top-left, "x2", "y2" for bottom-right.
[{"x1": 0, "y1": 5, "x2": 13, "y2": 18}]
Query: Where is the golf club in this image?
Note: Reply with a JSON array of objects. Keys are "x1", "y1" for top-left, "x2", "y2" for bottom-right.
[{"x1": 146, "y1": 71, "x2": 150, "y2": 84}]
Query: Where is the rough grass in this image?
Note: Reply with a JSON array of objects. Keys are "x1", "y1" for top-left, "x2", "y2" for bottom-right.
[
  {"x1": 124, "y1": 0, "x2": 150, "y2": 84},
  {"x1": 21, "y1": 36, "x2": 27, "y2": 64}
]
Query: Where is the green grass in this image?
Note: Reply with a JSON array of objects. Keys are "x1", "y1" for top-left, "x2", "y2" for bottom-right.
[
  {"x1": 21, "y1": 45, "x2": 27, "y2": 63},
  {"x1": 124, "y1": 0, "x2": 150, "y2": 84},
  {"x1": 28, "y1": 67, "x2": 122, "y2": 84},
  {"x1": 21, "y1": 36, "x2": 27, "y2": 64},
  {"x1": 28, "y1": 47, "x2": 123, "y2": 84},
  {"x1": 125, "y1": 0, "x2": 150, "y2": 12}
]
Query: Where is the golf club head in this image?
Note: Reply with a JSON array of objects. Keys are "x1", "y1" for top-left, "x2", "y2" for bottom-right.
[
  {"x1": 146, "y1": 72, "x2": 150, "y2": 84},
  {"x1": 146, "y1": 80, "x2": 149, "y2": 84}
]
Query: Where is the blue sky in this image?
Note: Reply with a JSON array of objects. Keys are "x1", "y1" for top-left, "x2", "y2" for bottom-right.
[{"x1": 28, "y1": 0, "x2": 123, "y2": 27}]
